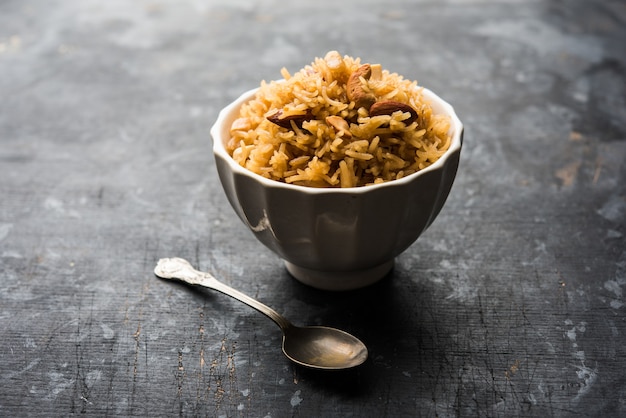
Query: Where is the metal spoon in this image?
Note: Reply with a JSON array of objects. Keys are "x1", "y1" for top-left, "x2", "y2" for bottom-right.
[{"x1": 154, "y1": 257, "x2": 368, "y2": 370}]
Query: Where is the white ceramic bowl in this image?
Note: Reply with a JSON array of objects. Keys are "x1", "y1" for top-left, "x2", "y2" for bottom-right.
[{"x1": 210, "y1": 87, "x2": 463, "y2": 291}]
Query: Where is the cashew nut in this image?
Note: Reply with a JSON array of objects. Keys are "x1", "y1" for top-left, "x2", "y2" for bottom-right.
[
  {"x1": 326, "y1": 115, "x2": 352, "y2": 139},
  {"x1": 346, "y1": 64, "x2": 376, "y2": 110}
]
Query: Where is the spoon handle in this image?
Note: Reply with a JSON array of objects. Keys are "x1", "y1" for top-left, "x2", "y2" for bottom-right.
[{"x1": 154, "y1": 257, "x2": 291, "y2": 331}]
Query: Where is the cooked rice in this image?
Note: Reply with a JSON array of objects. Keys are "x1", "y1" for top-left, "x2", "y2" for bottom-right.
[{"x1": 227, "y1": 52, "x2": 451, "y2": 188}]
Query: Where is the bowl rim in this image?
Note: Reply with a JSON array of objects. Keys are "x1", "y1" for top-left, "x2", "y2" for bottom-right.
[{"x1": 211, "y1": 85, "x2": 463, "y2": 194}]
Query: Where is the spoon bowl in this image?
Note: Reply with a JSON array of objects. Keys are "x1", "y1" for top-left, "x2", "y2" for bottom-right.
[
  {"x1": 283, "y1": 325, "x2": 368, "y2": 369},
  {"x1": 154, "y1": 257, "x2": 368, "y2": 370}
]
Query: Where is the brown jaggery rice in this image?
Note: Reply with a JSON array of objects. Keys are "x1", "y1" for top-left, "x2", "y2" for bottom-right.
[{"x1": 227, "y1": 51, "x2": 451, "y2": 188}]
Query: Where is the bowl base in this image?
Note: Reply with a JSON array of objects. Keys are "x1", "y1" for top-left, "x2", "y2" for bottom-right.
[{"x1": 283, "y1": 259, "x2": 394, "y2": 291}]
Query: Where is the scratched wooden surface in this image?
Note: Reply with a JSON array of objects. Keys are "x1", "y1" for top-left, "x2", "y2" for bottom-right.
[{"x1": 1, "y1": 0, "x2": 625, "y2": 416}]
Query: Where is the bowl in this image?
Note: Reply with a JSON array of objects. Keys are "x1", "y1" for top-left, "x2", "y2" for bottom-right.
[{"x1": 210, "y1": 86, "x2": 463, "y2": 291}]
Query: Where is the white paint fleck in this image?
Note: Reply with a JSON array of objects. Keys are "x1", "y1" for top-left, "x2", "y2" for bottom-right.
[
  {"x1": 445, "y1": 279, "x2": 478, "y2": 301},
  {"x1": 241, "y1": 388, "x2": 250, "y2": 396},
  {"x1": 402, "y1": 371, "x2": 411, "y2": 377},
  {"x1": 115, "y1": 397, "x2": 128, "y2": 415},
  {"x1": 439, "y1": 259, "x2": 453, "y2": 269},
  {"x1": 534, "y1": 240, "x2": 547, "y2": 254},
  {"x1": 290, "y1": 390, "x2": 303, "y2": 407},
  {"x1": 493, "y1": 399, "x2": 506, "y2": 411},
  {"x1": 566, "y1": 328, "x2": 577, "y2": 342},
  {"x1": 1, "y1": 250, "x2": 23, "y2": 258},
  {"x1": 431, "y1": 239, "x2": 448, "y2": 252},
  {"x1": 0, "y1": 223, "x2": 13, "y2": 241},
  {"x1": 147, "y1": 330, "x2": 161, "y2": 341},
  {"x1": 44, "y1": 196, "x2": 64, "y2": 212},
  {"x1": 604, "y1": 277, "x2": 625, "y2": 309},
  {"x1": 572, "y1": 91, "x2": 588, "y2": 103},
  {"x1": 42, "y1": 197, "x2": 80, "y2": 218},
  {"x1": 597, "y1": 195, "x2": 626, "y2": 223},
  {"x1": 438, "y1": 259, "x2": 476, "y2": 302},
  {"x1": 181, "y1": 346, "x2": 191, "y2": 354},
  {"x1": 2, "y1": 358, "x2": 40, "y2": 380},
  {"x1": 237, "y1": 403, "x2": 245, "y2": 411},
  {"x1": 100, "y1": 323, "x2": 115, "y2": 339},
  {"x1": 86, "y1": 370, "x2": 102, "y2": 386},
  {"x1": 46, "y1": 372, "x2": 75, "y2": 400},
  {"x1": 573, "y1": 364, "x2": 598, "y2": 402},
  {"x1": 278, "y1": 378, "x2": 285, "y2": 385},
  {"x1": 565, "y1": 321, "x2": 587, "y2": 343},
  {"x1": 604, "y1": 280, "x2": 623, "y2": 298}
]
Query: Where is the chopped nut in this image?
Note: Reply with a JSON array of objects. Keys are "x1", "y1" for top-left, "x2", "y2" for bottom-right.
[
  {"x1": 324, "y1": 50, "x2": 343, "y2": 70},
  {"x1": 325, "y1": 115, "x2": 352, "y2": 138},
  {"x1": 231, "y1": 117, "x2": 253, "y2": 132},
  {"x1": 266, "y1": 109, "x2": 313, "y2": 129},
  {"x1": 324, "y1": 50, "x2": 348, "y2": 83},
  {"x1": 369, "y1": 63, "x2": 383, "y2": 81},
  {"x1": 369, "y1": 100, "x2": 418, "y2": 125},
  {"x1": 346, "y1": 64, "x2": 376, "y2": 110}
]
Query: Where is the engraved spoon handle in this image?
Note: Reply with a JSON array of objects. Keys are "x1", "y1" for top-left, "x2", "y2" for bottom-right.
[{"x1": 154, "y1": 257, "x2": 291, "y2": 331}]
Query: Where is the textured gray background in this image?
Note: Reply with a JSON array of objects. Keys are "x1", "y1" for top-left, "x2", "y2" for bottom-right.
[{"x1": 1, "y1": 0, "x2": 625, "y2": 416}]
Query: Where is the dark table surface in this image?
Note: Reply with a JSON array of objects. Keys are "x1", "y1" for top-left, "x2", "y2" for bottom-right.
[{"x1": 2, "y1": 0, "x2": 625, "y2": 416}]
